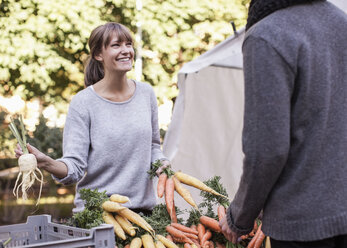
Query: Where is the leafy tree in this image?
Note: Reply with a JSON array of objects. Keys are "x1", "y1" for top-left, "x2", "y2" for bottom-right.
[
  {"x1": 0, "y1": 108, "x2": 15, "y2": 158},
  {"x1": 0, "y1": 0, "x2": 250, "y2": 155},
  {"x1": 0, "y1": 0, "x2": 249, "y2": 105},
  {"x1": 27, "y1": 114, "x2": 63, "y2": 159}
]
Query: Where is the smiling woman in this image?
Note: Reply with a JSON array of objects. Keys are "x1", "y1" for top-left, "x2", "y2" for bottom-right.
[{"x1": 14, "y1": 22, "x2": 171, "y2": 215}]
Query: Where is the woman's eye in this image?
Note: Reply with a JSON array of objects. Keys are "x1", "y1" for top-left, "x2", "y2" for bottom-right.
[{"x1": 112, "y1": 44, "x2": 120, "y2": 47}]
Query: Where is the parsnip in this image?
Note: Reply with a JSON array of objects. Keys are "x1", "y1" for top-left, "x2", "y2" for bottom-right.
[
  {"x1": 10, "y1": 115, "x2": 43, "y2": 205},
  {"x1": 110, "y1": 194, "x2": 130, "y2": 203},
  {"x1": 130, "y1": 237, "x2": 143, "y2": 248},
  {"x1": 115, "y1": 214, "x2": 136, "y2": 236},
  {"x1": 102, "y1": 211, "x2": 126, "y2": 240},
  {"x1": 141, "y1": 234, "x2": 156, "y2": 248},
  {"x1": 102, "y1": 200, "x2": 126, "y2": 212},
  {"x1": 156, "y1": 235, "x2": 179, "y2": 248}
]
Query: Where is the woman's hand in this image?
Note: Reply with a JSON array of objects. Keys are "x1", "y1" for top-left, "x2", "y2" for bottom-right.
[
  {"x1": 15, "y1": 143, "x2": 68, "y2": 178},
  {"x1": 15, "y1": 143, "x2": 50, "y2": 169},
  {"x1": 156, "y1": 159, "x2": 171, "y2": 176}
]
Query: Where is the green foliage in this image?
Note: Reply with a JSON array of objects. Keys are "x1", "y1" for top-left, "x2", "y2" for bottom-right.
[
  {"x1": 200, "y1": 176, "x2": 230, "y2": 209},
  {"x1": 0, "y1": 108, "x2": 16, "y2": 158},
  {"x1": 185, "y1": 208, "x2": 201, "y2": 226},
  {"x1": 67, "y1": 188, "x2": 108, "y2": 229},
  {"x1": 0, "y1": 0, "x2": 249, "y2": 106},
  {"x1": 142, "y1": 203, "x2": 172, "y2": 235},
  {"x1": 0, "y1": 0, "x2": 250, "y2": 155},
  {"x1": 27, "y1": 114, "x2": 63, "y2": 159}
]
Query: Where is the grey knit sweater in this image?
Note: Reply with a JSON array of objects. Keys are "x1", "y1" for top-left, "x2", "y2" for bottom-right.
[
  {"x1": 227, "y1": 1, "x2": 347, "y2": 241},
  {"x1": 53, "y1": 81, "x2": 166, "y2": 212}
]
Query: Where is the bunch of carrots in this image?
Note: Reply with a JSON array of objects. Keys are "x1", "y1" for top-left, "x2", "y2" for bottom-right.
[
  {"x1": 159, "y1": 204, "x2": 267, "y2": 248},
  {"x1": 149, "y1": 160, "x2": 229, "y2": 224},
  {"x1": 148, "y1": 161, "x2": 268, "y2": 248},
  {"x1": 164, "y1": 214, "x2": 225, "y2": 248},
  {"x1": 79, "y1": 163, "x2": 268, "y2": 248}
]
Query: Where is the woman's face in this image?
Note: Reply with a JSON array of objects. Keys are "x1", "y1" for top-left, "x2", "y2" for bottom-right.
[{"x1": 97, "y1": 32, "x2": 134, "y2": 74}]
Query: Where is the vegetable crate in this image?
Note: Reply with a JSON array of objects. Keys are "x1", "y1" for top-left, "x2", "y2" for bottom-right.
[{"x1": 0, "y1": 215, "x2": 115, "y2": 248}]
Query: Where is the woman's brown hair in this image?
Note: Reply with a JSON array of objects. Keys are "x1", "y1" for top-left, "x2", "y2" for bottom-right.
[{"x1": 84, "y1": 22, "x2": 133, "y2": 87}]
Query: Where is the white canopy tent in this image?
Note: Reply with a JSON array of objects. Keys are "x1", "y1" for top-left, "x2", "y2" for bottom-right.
[
  {"x1": 162, "y1": 28, "x2": 246, "y2": 208},
  {"x1": 162, "y1": 0, "x2": 346, "y2": 209}
]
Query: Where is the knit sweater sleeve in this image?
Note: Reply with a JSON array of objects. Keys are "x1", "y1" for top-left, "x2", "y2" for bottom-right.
[
  {"x1": 53, "y1": 99, "x2": 90, "y2": 185},
  {"x1": 149, "y1": 87, "x2": 167, "y2": 163},
  {"x1": 227, "y1": 36, "x2": 295, "y2": 234}
]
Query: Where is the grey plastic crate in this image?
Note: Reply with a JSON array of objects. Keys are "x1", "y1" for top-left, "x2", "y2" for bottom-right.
[{"x1": 0, "y1": 215, "x2": 115, "y2": 248}]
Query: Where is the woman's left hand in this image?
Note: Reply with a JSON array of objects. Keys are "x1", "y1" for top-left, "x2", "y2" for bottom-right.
[{"x1": 156, "y1": 160, "x2": 171, "y2": 176}]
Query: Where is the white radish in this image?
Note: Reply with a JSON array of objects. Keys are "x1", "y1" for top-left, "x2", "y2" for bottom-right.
[{"x1": 9, "y1": 115, "x2": 43, "y2": 205}]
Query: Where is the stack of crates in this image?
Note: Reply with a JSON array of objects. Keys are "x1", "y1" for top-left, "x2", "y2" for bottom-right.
[{"x1": 0, "y1": 215, "x2": 115, "y2": 247}]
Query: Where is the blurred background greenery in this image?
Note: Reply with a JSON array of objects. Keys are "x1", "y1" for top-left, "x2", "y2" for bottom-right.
[{"x1": 0, "y1": 0, "x2": 249, "y2": 224}]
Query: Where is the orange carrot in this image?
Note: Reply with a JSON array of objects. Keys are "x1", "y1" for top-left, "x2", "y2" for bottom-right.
[
  {"x1": 199, "y1": 216, "x2": 221, "y2": 232},
  {"x1": 165, "y1": 177, "x2": 177, "y2": 222},
  {"x1": 166, "y1": 235, "x2": 173, "y2": 241},
  {"x1": 208, "y1": 241, "x2": 214, "y2": 248},
  {"x1": 171, "y1": 223, "x2": 199, "y2": 235},
  {"x1": 171, "y1": 204, "x2": 177, "y2": 223},
  {"x1": 190, "y1": 225, "x2": 197, "y2": 232},
  {"x1": 197, "y1": 223, "x2": 205, "y2": 242},
  {"x1": 182, "y1": 232, "x2": 198, "y2": 240},
  {"x1": 173, "y1": 236, "x2": 194, "y2": 244},
  {"x1": 253, "y1": 230, "x2": 265, "y2": 248},
  {"x1": 191, "y1": 239, "x2": 200, "y2": 247},
  {"x1": 202, "y1": 241, "x2": 209, "y2": 248},
  {"x1": 217, "y1": 206, "x2": 226, "y2": 221},
  {"x1": 247, "y1": 232, "x2": 258, "y2": 248},
  {"x1": 184, "y1": 243, "x2": 192, "y2": 248},
  {"x1": 157, "y1": 173, "x2": 167, "y2": 198},
  {"x1": 166, "y1": 225, "x2": 194, "y2": 244},
  {"x1": 247, "y1": 224, "x2": 262, "y2": 248},
  {"x1": 248, "y1": 221, "x2": 258, "y2": 237},
  {"x1": 200, "y1": 230, "x2": 212, "y2": 246},
  {"x1": 124, "y1": 245, "x2": 130, "y2": 248}
]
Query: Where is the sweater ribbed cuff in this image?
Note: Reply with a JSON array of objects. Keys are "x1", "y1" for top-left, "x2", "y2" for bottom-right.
[{"x1": 226, "y1": 206, "x2": 253, "y2": 236}]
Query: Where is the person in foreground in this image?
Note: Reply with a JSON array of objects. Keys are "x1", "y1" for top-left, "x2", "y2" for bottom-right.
[
  {"x1": 219, "y1": 0, "x2": 347, "y2": 247},
  {"x1": 15, "y1": 22, "x2": 170, "y2": 214}
]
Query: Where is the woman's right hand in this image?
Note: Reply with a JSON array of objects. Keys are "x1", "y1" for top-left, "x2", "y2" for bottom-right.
[
  {"x1": 15, "y1": 143, "x2": 68, "y2": 178},
  {"x1": 15, "y1": 143, "x2": 50, "y2": 169}
]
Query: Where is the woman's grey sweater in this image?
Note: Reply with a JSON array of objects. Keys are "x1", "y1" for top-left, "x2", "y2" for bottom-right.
[
  {"x1": 227, "y1": 1, "x2": 347, "y2": 241},
  {"x1": 53, "y1": 81, "x2": 166, "y2": 212}
]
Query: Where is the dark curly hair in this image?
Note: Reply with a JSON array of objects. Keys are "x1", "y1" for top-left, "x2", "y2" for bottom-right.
[{"x1": 246, "y1": 0, "x2": 326, "y2": 30}]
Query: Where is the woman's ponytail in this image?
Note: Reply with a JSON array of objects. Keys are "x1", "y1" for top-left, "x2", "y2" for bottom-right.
[{"x1": 84, "y1": 55, "x2": 104, "y2": 87}]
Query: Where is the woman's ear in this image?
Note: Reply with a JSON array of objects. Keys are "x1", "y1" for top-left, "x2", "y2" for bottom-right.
[{"x1": 94, "y1": 54, "x2": 103, "y2": 62}]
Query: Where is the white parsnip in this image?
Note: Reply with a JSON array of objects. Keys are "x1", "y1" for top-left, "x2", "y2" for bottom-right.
[
  {"x1": 130, "y1": 237, "x2": 142, "y2": 248},
  {"x1": 10, "y1": 115, "x2": 43, "y2": 205},
  {"x1": 102, "y1": 211, "x2": 126, "y2": 240},
  {"x1": 115, "y1": 214, "x2": 136, "y2": 236},
  {"x1": 156, "y1": 235, "x2": 179, "y2": 248},
  {"x1": 110, "y1": 194, "x2": 130, "y2": 203},
  {"x1": 102, "y1": 200, "x2": 126, "y2": 212}
]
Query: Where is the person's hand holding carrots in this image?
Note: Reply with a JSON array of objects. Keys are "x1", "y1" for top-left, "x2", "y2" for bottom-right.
[
  {"x1": 219, "y1": 216, "x2": 239, "y2": 244},
  {"x1": 156, "y1": 159, "x2": 171, "y2": 176}
]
